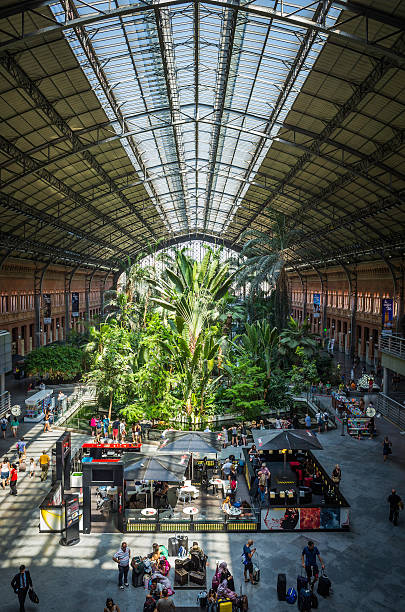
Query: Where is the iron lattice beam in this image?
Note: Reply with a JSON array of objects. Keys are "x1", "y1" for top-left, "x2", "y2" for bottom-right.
[
  {"x1": 231, "y1": 39, "x2": 403, "y2": 244},
  {"x1": 1, "y1": 1, "x2": 404, "y2": 66},
  {"x1": 0, "y1": 230, "x2": 117, "y2": 269},
  {"x1": 0, "y1": 191, "x2": 127, "y2": 260},
  {"x1": 0, "y1": 53, "x2": 157, "y2": 245},
  {"x1": 0, "y1": 134, "x2": 143, "y2": 248},
  {"x1": 126, "y1": 231, "x2": 243, "y2": 259}
]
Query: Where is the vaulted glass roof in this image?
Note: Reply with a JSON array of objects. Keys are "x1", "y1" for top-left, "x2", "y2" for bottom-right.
[{"x1": 49, "y1": 0, "x2": 341, "y2": 235}]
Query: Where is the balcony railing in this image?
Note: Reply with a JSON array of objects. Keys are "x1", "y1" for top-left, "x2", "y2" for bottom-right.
[
  {"x1": 379, "y1": 334, "x2": 405, "y2": 359},
  {"x1": 377, "y1": 393, "x2": 405, "y2": 430}
]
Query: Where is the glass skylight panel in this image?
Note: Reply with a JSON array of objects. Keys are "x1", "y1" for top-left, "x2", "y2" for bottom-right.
[{"x1": 50, "y1": 1, "x2": 340, "y2": 238}]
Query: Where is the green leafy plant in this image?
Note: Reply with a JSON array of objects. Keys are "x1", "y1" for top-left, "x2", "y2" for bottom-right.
[{"x1": 25, "y1": 343, "x2": 84, "y2": 382}]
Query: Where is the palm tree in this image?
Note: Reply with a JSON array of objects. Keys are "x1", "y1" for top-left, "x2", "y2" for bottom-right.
[
  {"x1": 234, "y1": 320, "x2": 279, "y2": 377},
  {"x1": 236, "y1": 212, "x2": 297, "y2": 330},
  {"x1": 279, "y1": 316, "x2": 318, "y2": 362}
]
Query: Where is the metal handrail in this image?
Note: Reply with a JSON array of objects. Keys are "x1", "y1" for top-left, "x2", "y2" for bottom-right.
[
  {"x1": 377, "y1": 393, "x2": 405, "y2": 430},
  {"x1": 0, "y1": 390, "x2": 11, "y2": 418},
  {"x1": 379, "y1": 334, "x2": 405, "y2": 359}
]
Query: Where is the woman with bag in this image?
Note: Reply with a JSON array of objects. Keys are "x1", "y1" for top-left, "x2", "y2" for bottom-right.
[{"x1": 383, "y1": 437, "x2": 392, "y2": 462}]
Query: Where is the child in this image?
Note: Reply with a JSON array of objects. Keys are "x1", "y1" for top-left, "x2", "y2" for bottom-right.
[{"x1": 29, "y1": 457, "x2": 36, "y2": 478}]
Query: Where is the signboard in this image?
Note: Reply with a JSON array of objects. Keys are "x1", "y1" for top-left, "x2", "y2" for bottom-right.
[
  {"x1": 63, "y1": 494, "x2": 80, "y2": 545},
  {"x1": 43, "y1": 293, "x2": 52, "y2": 324},
  {"x1": 313, "y1": 293, "x2": 321, "y2": 318},
  {"x1": 72, "y1": 292, "x2": 79, "y2": 317},
  {"x1": 381, "y1": 298, "x2": 393, "y2": 336},
  {"x1": 261, "y1": 506, "x2": 346, "y2": 530}
]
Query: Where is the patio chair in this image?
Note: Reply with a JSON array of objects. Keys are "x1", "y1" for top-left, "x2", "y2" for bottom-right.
[{"x1": 177, "y1": 488, "x2": 191, "y2": 504}]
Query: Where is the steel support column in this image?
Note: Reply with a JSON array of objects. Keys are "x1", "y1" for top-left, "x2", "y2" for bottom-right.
[
  {"x1": 34, "y1": 263, "x2": 50, "y2": 349},
  {"x1": 342, "y1": 263, "x2": 357, "y2": 359},
  {"x1": 85, "y1": 268, "x2": 97, "y2": 324}
]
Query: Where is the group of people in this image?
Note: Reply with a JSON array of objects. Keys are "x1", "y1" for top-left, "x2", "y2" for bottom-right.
[
  {"x1": 1, "y1": 414, "x2": 21, "y2": 438},
  {"x1": 1, "y1": 448, "x2": 51, "y2": 496},
  {"x1": 314, "y1": 410, "x2": 330, "y2": 433},
  {"x1": 90, "y1": 416, "x2": 142, "y2": 444}
]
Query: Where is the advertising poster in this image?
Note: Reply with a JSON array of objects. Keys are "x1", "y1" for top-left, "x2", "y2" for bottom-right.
[
  {"x1": 262, "y1": 507, "x2": 300, "y2": 530},
  {"x1": 72, "y1": 292, "x2": 79, "y2": 317},
  {"x1": 43, "y1": 293, "x2": 51, "y2": 324},
  {"x1": 340, "y1": 508, "x2": 350, "y2": 528},
  {"x1": 320, "y1": 507, "x2": 340, "y2": 529},
  {"x1": 300, "y1": 507, "x2": 321, "y2": 529},
  {"x1": 313, "y1": 293, "x2": 321, "y2": 318},
  {"x1": 381, "y1": 298, "x2": 393, "y2": 336}
]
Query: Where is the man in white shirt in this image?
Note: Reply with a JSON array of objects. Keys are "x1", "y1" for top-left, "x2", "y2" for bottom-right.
[
  {"x1": 113, "y1": 541, "x2": 131, "y2": 589},
  {"x1": 222, "y1": 460, "x2": 232, "y2": 479}
]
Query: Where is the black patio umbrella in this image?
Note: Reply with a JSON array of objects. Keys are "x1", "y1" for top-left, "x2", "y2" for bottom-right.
[
  {"x1": 123, "y1": 454, "x2": 189, "y2": 506},
  {"x1": 251, "y1": 429, "x2": 323, "y2": 473},
  {"x1": 159, "y1": 432, "x2": 222, "y2": 478}
]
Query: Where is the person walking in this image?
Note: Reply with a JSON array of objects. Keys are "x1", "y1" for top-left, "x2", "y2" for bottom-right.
[
  {"x1": 29, "y1": 457, "x2": 36, "y2": 479},
  {"x1": 1, "y1": 415, "x2": 8, "y2": 438},
  {"x1": 323, "y1": 411, "x2": 329, "y2": 432},
  {"x1": 383, "y1": 436, "x2": 392, "y2": 462},
  {"x1": 10, "y1": 416, "x2": 19, "y2": 438},
  {"x1": 113, "y1": 541, "x2": 131, "y2": 589},
  {"x1": 304, "y1": 414, "x2": 311, "y2": 429},
  {"x1": 242, "y1": 539, "x2": 258, "y2": 585},
  {"x1": 9, "y1": 463, "x2": 18, "y2": 495},
  {"x1": 315, "y1": 411, "x2": 323, "y2": 433},
  {"x1": 388, "y1": 489, "x2": 403, "y2": 526},
  {"x1": 43, "y1": 408, "x2": 52, "y2": 432},
  {"x1": 104, "y1": 597, "x2": 120, "y2": 612},
  {"x1": 1, "y1": 456, "x2": 10, "y2": 490},
  {"x1": 231, "y1": 424, "x2": 238, "y2": 447},
  {"x1": 11, "y1": 564, "x2": 33, "y2": 612},
  {"x1": 301, "y1": 540, "x2": 325, "y2": 587},
  {"x1": 16, "y1": 437, "x2": 27, "y2": 460},
  {"x1": 156, "y1": 588, "x2": 176, "y2": 612},
  {"x1": 112, "y1": 418, "x2": 120, "y2": 442},
  {"x1": 241, "y1": 422, "x2": 247, "y2": 446},
  {"x1": 39, "y1": 450, "x2": 51, "y2": 481}
]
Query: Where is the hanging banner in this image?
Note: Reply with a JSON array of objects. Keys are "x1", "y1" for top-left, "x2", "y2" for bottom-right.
[
  {"x1": 72, "y1": 292, "x2": 79, "y2": 317},
  {"x1": 313, "y1": 293, "x2": 321, "y2": 318},
  {"x1": 381, "y1": 298, "x2": 393, "y2": 336},
  {"x1": 43, "y1": 294, "x2": 52, "y2": 324}
]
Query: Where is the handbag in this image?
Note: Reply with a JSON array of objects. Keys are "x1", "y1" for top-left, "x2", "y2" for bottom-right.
[{"x1": 28, "y1": 589, "x2": 39, "y2": 604}]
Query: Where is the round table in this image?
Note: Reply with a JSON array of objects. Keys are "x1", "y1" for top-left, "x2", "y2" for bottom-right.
[
  {"x1": 141, "y1": 508, "x2": 157, "y2": 517},
  {"x1": 183, "y1": 506, "x2": 199, "y2": 522},
  {"x1": 180, "y1": 485, "x2": 197, "y2": 493},
  {"x1": 227, "y1": 506, "x2": 241, "y2": 517}
]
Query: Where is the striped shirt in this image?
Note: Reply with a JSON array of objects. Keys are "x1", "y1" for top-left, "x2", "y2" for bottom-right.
[{"x1": 114, "y1": 547, "x2": 130, "y2": 566}]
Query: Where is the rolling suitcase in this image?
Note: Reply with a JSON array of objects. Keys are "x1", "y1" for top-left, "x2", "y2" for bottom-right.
[
  {"x1": 277, "y1": 573, "x2": 286, "y2": 600},
  {"x1": 132, "y1": 569, "x2": 144, "y2": 587},
  {"x1": 168, "y1": 536, "x2": 179, "y2": 557},
  {"x1": 311, "y1": 592, "x2": 319, "y2": 608},
  {"x1": 317, "y1": 569, "x2": 331, "y2": 597},
  {"x1": 189, "y1": 570, "x2": 206, "y2": 586},
  {"x1": 217, "y1": 598, "x2": 233, "y2": 612},
  {"x1": 298, "y1": 587, "x2": 312, "y2": 611},
  {"x1": 297, "y1": 571, "x2": 308, "y2": 594},
  {"x1": 175, "y1": 568, "x2": 188, "y2": 586}
]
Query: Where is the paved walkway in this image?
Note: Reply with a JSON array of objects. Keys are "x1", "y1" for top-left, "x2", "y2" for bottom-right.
[{"x1": 1, "y1": 373, "x2": 405, "y2": 611}]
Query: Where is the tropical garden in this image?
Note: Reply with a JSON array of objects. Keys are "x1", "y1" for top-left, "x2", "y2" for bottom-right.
[{"x1": 25, "y1": 214, "x2": 339, "y2": 426}]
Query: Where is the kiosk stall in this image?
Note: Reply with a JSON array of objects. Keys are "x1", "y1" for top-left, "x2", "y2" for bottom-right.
[{"x1": 24, "y1": 389, "x2": 53, "y2": 422}]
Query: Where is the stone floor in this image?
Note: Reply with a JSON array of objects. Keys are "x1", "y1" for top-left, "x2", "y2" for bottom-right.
[{"x1": 1, "y1": 376, "x2": 405, "y2": 611}]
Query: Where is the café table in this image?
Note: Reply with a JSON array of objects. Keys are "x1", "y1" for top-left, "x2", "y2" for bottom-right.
[
  {"x1": 183, "y1": 506, "x2": 199, "y2": 522},
  {"x1": 141, "y1": 507, "x2": 157, "y2": 517},
  {"x1": 227, "y1": 506, "x2": 241, "y2": 517}
]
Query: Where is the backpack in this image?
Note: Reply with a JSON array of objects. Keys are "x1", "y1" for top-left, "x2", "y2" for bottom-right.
[
  {"x1": 178, "y1": 545, "x2": 187, "y2": 558},
  {"x1": 286, "y1": 588, "x2": 297, "y2": 604}
]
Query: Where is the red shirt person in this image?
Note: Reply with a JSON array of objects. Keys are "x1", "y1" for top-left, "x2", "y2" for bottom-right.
[{"x1": 10, "y1": 464, "x2": 18, "y2": 495}]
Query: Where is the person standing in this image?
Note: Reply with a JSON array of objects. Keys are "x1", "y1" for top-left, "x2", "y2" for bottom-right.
[
  {"x1": 221, "y1": 426, "x2": 228, "y2": 449},
  {"x1": 39, "y1": 450, "x2": 51, "y2": 481},
  {"x1": 120, "y1": 420, "x2": 127, "y2": 442},
  {"x1": 156, "y1": 588, "x2": 176, "y2": 612},
  {"x1": 304, "y1": 414, "x2": 312, "y2": 429},
  {"x1": 1, "y1": 456, "x2": 10, "y2": 489},
  {"x1": 112, "y1": 418, "x2": 120, "y2": 442},
  {"x1": 242, "y1": 539, "x2": 257, "y2": 585},
  {"x1": 103, "y1": 415, "x2": 110, "y2": 437},
  {"x1": 16, "y1": 438, "x2": 27, "y2": 460},
  {"x1": 315, "y1": 411, "x2": 323, "y2": 433},
  {"x1": 90, "y1": 416, "x2": 97, "y2": 436},
  {"x1": 11, "y1": 564, "x2": 33, "y2": 612},
  {"x1": 383, "y1": 436, "x2": 392, "y2": 462},
  {"x1": 388, "y1": 489, "x2": 403, "y2": 526},
  {"x1": 95, "y1": 418, "x2": 102, "y2": 441},
  {"x1": 1, "y1": 415, "x2": 8, "y2": 438},
  {"x1": 113, "y1": 541, "x2": 131, "y2": 589},
  {"x1": 301, "y1": 541, "x2": 325, "y2": 586},
  {"x1": 9, "y1": 463, "x2": 18, "y2": 495},
  {"x1": 231, "y1": 424, "x2": 238, "y2": 447},
  {"x1": 292, "y1": 413, "x2": 299, "y2": 429},
  {"x1": 241, "y1": 422, "x2": 247, "y2": 446},
  {"x1": 10, "y1": 416, "x2": 19, "y2": 438},
  {"x1": 323, "y1": 411, "x2": 329, "y2": 432}
]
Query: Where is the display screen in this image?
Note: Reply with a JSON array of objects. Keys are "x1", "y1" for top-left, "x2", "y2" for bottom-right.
[{"x1": 92, "y1": 469, "x2": 114, "y2": 482}]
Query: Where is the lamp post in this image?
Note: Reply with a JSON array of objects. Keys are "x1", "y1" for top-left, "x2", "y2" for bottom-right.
[{"x1": 341, "y1": 413, "x2": 346, "y2": 436}]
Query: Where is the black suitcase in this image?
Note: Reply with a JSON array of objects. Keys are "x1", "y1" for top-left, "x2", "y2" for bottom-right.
[
  {"x1": 297, "y1": 573, "x2": 308, "y2": 593},
  {"x1": 311, "y1": 591, "x2": 319, "y2": 608},
  {"x1": 189, "y1": 570, "x2": 206, "y2": 586},
  {"x1": 168, "y1": 536, "x2": 179, "y2": 557},
  {"x1": 317, "y1": 571, "x2": 331, "y2": 597},
  {"x1": 277, "y1": 573, "x2": 286, "y2": 601},
  {"x1": 298, "y1": 587, "x2": 312, "y2": 611},
  {"x1": 132, "y1": 569, "x2": 144, "y2": 587}
]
